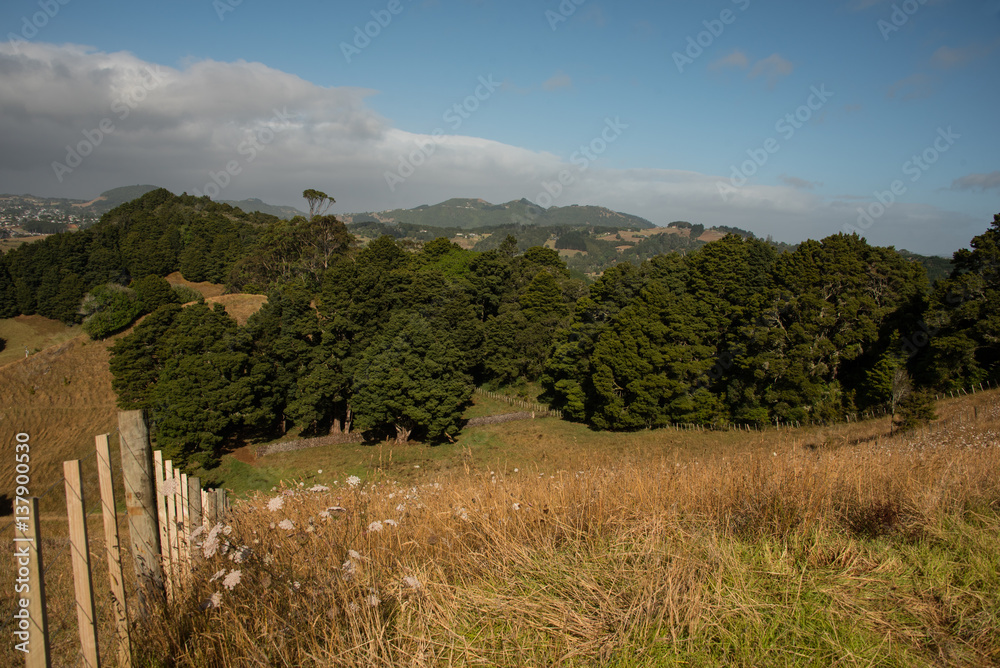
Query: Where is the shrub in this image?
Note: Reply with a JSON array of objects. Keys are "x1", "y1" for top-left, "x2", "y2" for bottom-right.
[{"x1": 80, "y1": 283, "x2": 143, "y2": 339}]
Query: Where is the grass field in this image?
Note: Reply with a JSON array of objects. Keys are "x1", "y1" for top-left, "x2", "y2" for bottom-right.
[
  {"x1": 0, "y1": 315, "x2": 80, "y2": 367},
  {"x1": 127, "y1": 389, "x2": 1000, "y2": 667},
  {"x1": 131, "y1": 395, "x2": 1000, "y2": 667},
  {"x1": 3, "y1": 316, "x2": 999, "y2": 666}
]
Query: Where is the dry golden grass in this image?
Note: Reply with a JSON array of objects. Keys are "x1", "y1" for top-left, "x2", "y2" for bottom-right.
[
  {"x1": 0, "y1": 334, "x2": 119, "y2": 513},
  {"x1": 164, "y1": 272, "x2": 226, "y2": 299},
  {"x1": 203, "y1": 294, "x2": 268, "y2": 326},
  {"x1": 133, "y1": 395, "x2": 1000, "y2": 667},
  {"x1": 0, "y1": 314, "x2": 80, "y2": 367}
]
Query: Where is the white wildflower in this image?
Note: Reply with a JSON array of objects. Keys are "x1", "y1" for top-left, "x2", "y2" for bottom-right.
[
  {"x1": 367, "y1": 521, "x2": 383, "y2": 533},
  {"x1": 210, "y1": 591, "x2": 222, "y2": 608},
  {"x1": 267, "y1": 496, "x2": 284, "y2": 512},
  {"x1": 319, "y1": 510, "x2": 330, "y2": 519},
  {"x1": 396, "y1": 504, "x2": 406, "y2": 513},
  {"x1": 309, "y1": 484, "x2": 329, "y2": 492},
  {"x1": 347, "y1": 475, "x2": 361, "y2": 488},
  {"x1": 263, "y1": 553, "x2": 275, "y2": 565},
  {"x1": 278, "y1": 519, "x2": 294, "y2": 531},
  {"x1": 231, "y1": 546, "x2": 251, "y2": 564},
  {"x1": 512, "y1": 503, "x2": 521, "y2": 511},
  {"x1": 210, "y1": 569, "x2": 226, "y2": 582},
  {"x1": 317, "y1": 469, "x2": 323, "y2": 474},
  {"x1": 403, "y1": 575, "x2": 421, "y2": 590},
  {"x1": 203, "y1": 524, "x2": 223, "y2": 559},
  {"x1": 348, "y1": 549, "x2": 362, "y2": 560},
  {"x1": 383, "y1": 519, "x2": 397, "y2": 527},
  {"x1": 222, "y1": 570, "x2": 241, "y2": 590}
]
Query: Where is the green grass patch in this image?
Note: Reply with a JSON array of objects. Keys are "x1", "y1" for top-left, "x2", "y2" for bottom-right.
[{"x1": 0, "y1": 315, "x2": 80, "y2": 365}]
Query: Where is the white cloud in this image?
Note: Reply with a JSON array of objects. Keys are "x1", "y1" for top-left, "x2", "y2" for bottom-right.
[
  {"x1": 0, "y1": 43, "x2": 978, "y2": 255},
  {"x1": 779, "y1": 175, "x2": 822, "y2": 190},
  {"x1": 709, "y1": 50, "x2": 749, "y2": 70},
  {"x1": 949, "y1": 171, "x2": 1000, "y2": 192},
  {"x1": 930, "y1": 41, "x2": 999, "y2": 69},
  {"x1": 748, "y1": 54, "x2": 794, "y2": 89},
  {"x1": 542, "y1": 71, "x2": 572, "y2": 90}
]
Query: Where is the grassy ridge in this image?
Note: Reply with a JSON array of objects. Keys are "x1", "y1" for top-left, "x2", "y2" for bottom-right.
[{"x1": 138, "y1": 396, "x2": 1000, "y2": 667}]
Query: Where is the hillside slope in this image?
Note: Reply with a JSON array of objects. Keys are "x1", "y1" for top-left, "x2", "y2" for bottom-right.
[
  {"x1": 0, "y1": 291, "x2": 267, "y2": 512},
  {"x1": 0, "y1": 334, "x2": 119, "y2": 512},
  {"x1": 345, "y1": 198, "x2": 654, "y2": 230}
]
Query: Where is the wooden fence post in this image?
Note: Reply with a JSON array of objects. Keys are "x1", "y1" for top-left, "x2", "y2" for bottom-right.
[
  {"x1": 164, "y1": 460, "x2": 179, "y2": 591},
  {"x1": 95, "y1": 435, "x2": 132, "y2": 668},
  {"x1": 117, "y1": 410, "x2": 165, "y2": 617},
  {"x1": 205, "y1": 489, "x2": 218, "y2": 526},
  {"x1": 64, "y1": 459, "x2": 100, "y2": 668},
  {"x1": 188, "y1": 476, "x2": 202, "y2": 532},
  {"x1": 216, "y1": 488, "x2": 226, "y2": 519},
  {"x1": 180, "y1": 472, "x2": 190, "y2": 575},
  {"x1": 152, "y1": 450, "x2": 172, "y2": 603},
  {"x1": 18, "y1": 496, "x2": 51, "y2": 668}
]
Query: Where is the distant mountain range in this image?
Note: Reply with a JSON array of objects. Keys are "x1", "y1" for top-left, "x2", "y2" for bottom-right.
[
  {"x1": 218, "y1": 197, "x2": 305, "y2": 219},
  {"x1": 1, "y1": 185, "x2": 309, "y2": 220},
  {"x1": 342, "y1": 197, "x2": 655, "y2": 230}
]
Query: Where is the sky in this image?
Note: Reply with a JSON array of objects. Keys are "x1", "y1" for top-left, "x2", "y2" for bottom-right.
[{"x1": 1, "y1": 0, "x2": 998, "y2": 256}]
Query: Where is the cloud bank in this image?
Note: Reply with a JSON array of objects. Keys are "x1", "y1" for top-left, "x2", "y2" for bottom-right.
[{"x1": 0, "y1": 43, "x2": 983, "y2": 255}]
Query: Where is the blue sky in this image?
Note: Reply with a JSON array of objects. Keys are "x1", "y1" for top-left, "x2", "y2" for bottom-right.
[{"x1": 1, "y1": 0, "x2": 998, "y2": 255}]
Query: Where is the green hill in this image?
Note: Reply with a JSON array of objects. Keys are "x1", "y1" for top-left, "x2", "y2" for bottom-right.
[
  {"x1": 87, "y1": 184, "x2": 161, "y2": 213},
  {"x1": 219, "y1": 197, "x2": 305, "y2": 220},
  {"x1": 344, "y1": 198, "x2": 654, "y2": 230}
]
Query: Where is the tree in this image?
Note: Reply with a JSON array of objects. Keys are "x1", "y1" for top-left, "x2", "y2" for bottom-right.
[
  {"x1": 131, "y1": 274, "x2": 178, "y2": 313},
  {"x1": 923, "y1": 214, "x2": 1000, "y2": 388},
  {"x1": 80, "y1": 284, "x2": 143, "y2": 339},
  {"x1": 865, "y1": 350, "x2": 912, "y2": 426},
  {"x1": 303, "y1": 189, "x2": 335, "y2": 218},
  {"x1": 351, "y1": 313, "x2": 473, "y2": 443},
  {"x1": 895, "y1": 390, "x2": 937, "y2": 433}
]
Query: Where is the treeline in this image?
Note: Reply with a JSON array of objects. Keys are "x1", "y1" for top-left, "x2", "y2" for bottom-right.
[
  {"x1": 5, "y1": 188, "x2": 997, "y2": 472},
  {"x1": 544, "y1": 219, "x2": 999, "y2": 428},
  {"x1": 110, "y1": 229, "x2": 583, "y2": 469},
  {"x1": 0, "y1": 188, "x2": 271, "y2": 323}
]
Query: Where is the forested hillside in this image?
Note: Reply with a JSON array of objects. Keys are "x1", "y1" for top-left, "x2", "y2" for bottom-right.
[{"x1": 4, "y1": 188, "x2": 997, "y2": 480}]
